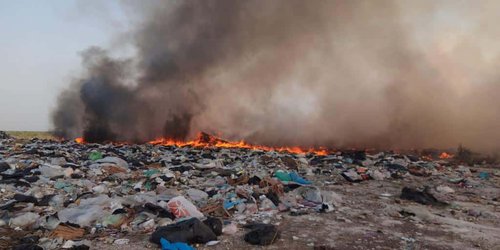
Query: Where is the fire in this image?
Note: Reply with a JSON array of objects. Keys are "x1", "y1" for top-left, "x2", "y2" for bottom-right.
[
  {"x1": 74, "y1": 132, "x2": 330, "y2": 155},
  {"x1": 439, "y1": 152, "x2": 453, "y2": 159},
  {"x1": 149, "y1": 132, "x2": 330, "y2": 155}
]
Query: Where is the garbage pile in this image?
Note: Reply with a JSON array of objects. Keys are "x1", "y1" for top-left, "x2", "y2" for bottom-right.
[
  {"x1": 0, "y1": 131, "x2": 11, "y2": 140},
  {"x1": 0, "y1": 136, "x2": 499, "y2": 249}
]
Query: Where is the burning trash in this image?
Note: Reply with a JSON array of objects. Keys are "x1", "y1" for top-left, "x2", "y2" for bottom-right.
[
  {"x1": 3, "y1": 0, "x2": 500, "y2": 249},
  {"x1": 439, "y1": 152, "x2": 453, "y2": 159}
]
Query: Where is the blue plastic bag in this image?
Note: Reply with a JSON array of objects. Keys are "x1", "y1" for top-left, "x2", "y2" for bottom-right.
[{"x1": 160, "y1": 238, "x2": 195, "y2": 250}]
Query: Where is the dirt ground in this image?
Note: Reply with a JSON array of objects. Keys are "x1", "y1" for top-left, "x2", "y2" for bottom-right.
[{"x1": 92, "y1": 166, "x2": 500, "y2": 250}]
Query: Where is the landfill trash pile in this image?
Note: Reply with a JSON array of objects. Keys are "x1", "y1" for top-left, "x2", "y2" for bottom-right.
[
  {"x1": 0, "y1": 132, "x2": 11, "y2": 140},
  {"x1": 0, "y1": 133, "x2": 499, "y2": 249}
]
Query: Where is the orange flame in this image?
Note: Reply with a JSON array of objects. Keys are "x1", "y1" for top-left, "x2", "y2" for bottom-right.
[
  {"x1": 439, "y1": 152, "x2": 453, "y2": 159},
  {"x1": 73, "y1": 132, "x2": 330, "y2": 155},
  {"x1": 149, "y1": 132, "x2": 330, "y2": 155}
]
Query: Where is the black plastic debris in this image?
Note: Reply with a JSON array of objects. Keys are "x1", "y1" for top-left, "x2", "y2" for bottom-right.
[
  {"x1": 150, "y1": 218, "x2": 217, "y2": 245},
  {"x1": 248, "y1": 176, "x2": 262, "y2": 185},
  {"x1": 14, "y1": 194, "x2": 38, "y2": 204},
  {"x1": 23, "y1": 176, "x2": 40, "y2": 183},
  {"x1": 266, "y1": 191, "x2": 281, "y2": 206},
  {"x1": 170, "y1": 165, "x2": 194, "y2": 173},
  {"x1": 290, "y1": 210, "x2": 309, "y2": 216},
  {"x1": 112, "y1": 208, "x2": 128, "y2": 215},
  {"x1": 12, "y1": 244, "x2": 43, "y2": 250},
  {"x1": 0, "y1": 161, "x2": 10, "y2": 172},
  {"x1": 400, "y1": 187, "x2": 447, "y2": 206},
  {"x1": 71, "y1": 173, "x2": 83, "y2": 179},
  {"x1": 0, "y1": 179, "x2": 31, "y2": 188},
  {"x1": 36, "y1": 194, "x2": 56, "y2": 206},
  {"x1": 342, "y1": 150, "x2": 366, "y2": 163},
  {"x1": 69, "y1": 245, "x2": 90, "y2": 250},
  {"x1": 319, "y1": 203, "x2": 333, "y2": 213},
  {"x1": 243, "y1": 223, "x2": 280, "y2": 246},
  {"x1": 144, "y1": 203, "x2": 176, "y2": 220},
  {"x1": 203, "y1": 217, "x2": 223, "y2": 236},
  {"x1": 399, "y1": 210, "x2": 416, "y2": 217},
  {"x1": 19, "y1": 235, "x2": 40, "y2": 244},
  {"x1": 0, "y1": 201, "x2": 16, "y2": 211},
  {"x1": 385, "y1": 163, "x2": 407, "y2": 172},
  {"x1": 206, "y1": 189, "x2": 218, "y2": 197}
]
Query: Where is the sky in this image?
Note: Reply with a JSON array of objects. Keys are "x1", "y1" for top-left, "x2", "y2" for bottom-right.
[
  {"x1": 2, "y1": 0, "x2": 500, "y2": 153},
  {"x1": 0, "y1": 0, "x2": 126, "y2": 131}
]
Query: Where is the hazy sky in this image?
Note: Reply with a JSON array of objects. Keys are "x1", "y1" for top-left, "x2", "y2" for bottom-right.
[{"x1": 0, "y1": 0, "x2": 126, "y2": 131}]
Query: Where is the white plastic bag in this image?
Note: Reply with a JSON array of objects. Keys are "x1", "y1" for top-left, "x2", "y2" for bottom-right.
[{"x1": 167, "y1": 196, "x2": 204, "y2": 218}]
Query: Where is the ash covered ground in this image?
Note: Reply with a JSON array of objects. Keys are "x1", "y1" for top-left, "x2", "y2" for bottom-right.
[{"x1": 0, "y1": 133, "x2": 499, "y2": 250}]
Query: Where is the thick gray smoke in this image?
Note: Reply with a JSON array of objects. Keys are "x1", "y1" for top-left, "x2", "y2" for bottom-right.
[{"x1": 53, "y1": 0, "x2": 500, "y2": 152}]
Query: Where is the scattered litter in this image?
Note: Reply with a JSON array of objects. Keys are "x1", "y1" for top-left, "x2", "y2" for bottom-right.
[
  {"x1": 479, "y1": 172, "x2": 490, "y2": 180},
  {"x1": 436, "y1": 185, "x2": 455, "y2": 194},
  {"x1": 113, "y1": 239, "x2": 130, "y2": 245},
  {"x1": 0, "y1": 131, "x2": 497, "y2": 248},
  {"x1": 50, "y1": 224, "x2": 85, "y2": 240}
]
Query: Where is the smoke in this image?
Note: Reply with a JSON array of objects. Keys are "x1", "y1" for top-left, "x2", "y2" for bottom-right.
[{"x1": 53, "y1": 0, "x2": 500, "y2": 152}]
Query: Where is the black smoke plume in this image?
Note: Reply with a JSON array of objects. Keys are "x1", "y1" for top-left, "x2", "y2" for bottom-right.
[{"x1": 53, "y1": 0, "x2": 500, "y2": 152}]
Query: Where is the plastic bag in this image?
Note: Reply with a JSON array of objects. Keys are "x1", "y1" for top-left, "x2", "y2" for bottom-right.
[{"x1": 167, "y1": 196, "x2": 204, "y2": 219}]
